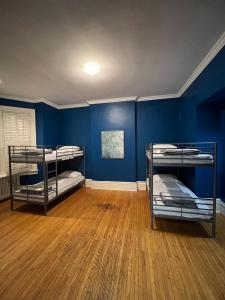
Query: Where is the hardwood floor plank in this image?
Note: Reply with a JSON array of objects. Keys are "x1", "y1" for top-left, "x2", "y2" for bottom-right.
[{"x1": 0, "y1": 188, "x2": 225, "y2": 300}]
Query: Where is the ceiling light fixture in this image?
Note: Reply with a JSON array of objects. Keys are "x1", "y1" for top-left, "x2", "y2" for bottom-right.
[{"x1": 84, "y1": 62, "x2": 100, "y2": 75}]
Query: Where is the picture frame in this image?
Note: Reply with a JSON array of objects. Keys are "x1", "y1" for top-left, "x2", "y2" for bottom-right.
[{"x1": 101, "y1": 130, "x2": 124, "y2": 159}]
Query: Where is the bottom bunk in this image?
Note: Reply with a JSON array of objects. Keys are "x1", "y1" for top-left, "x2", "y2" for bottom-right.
[
  {"x1": 12, "y1": 171, "x2": 85, "y2": 205},
  {"x1": 152, "y1": 174, "x2": 214, "y2": 221}
]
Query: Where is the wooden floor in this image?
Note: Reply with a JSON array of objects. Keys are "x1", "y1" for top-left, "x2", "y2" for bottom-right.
[{"x1": 0, "y1": 188, "x2": 225, "y2": 300}]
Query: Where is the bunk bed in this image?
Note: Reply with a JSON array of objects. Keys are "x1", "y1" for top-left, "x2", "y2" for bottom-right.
[
  {"x1": 146, "y1": 143, "x2": 217, "y2": 237},
  {"x1": 8, "y1": 145, "x2": 85, "y2": 215}
]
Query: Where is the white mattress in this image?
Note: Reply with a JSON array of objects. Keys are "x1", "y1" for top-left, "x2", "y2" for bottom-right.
[
  {"x1": 146, "y1": 150, "x2": 213, "y2": 165},
  {"x1": 13, "y1": 175, "x2": 85, "y2": 203},
  {"x1": 11, "y1": 150, "x2": 83, "y2": 163},
  {"x1": 152, "y1": 175, "x2": 213, "y2": 220}
]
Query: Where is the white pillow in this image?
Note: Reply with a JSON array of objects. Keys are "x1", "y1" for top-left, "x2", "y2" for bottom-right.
[
  {"x1": 153, "y1": 144, "x2": 177, "y2": 149},
  {"x1": 58, "y1": 146, "x2": 80, "y2": 151},
  {"x1": 59, "y1": 171, "x2": 82, "y2": 178},
  {"x1": 163, "y1": 148, "x2": 200, "y2": 155},
  {"x1": 153, "y1": 144, "x2": 177, "y2": 154}
]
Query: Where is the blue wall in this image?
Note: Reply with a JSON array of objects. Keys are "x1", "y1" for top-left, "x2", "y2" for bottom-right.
[
  {"x1": 58, "y1": 107, "x2": 91, "y2": 178},
  {"x1": 90, "y1": 101, "x2": 136, "y2": 181},
  {"x1": 179, "y1": 46, "x2": 225, "y2": 141},
  {"x1": 221, "y1": 110, "x2": 225, "y2": 200},
  {"x1": 179, "y1": 45, "x2": 225, "y2": 201},
  {"x1": 1, "y1": 45, "x2": 225, "y2": 190},
  {"x1": 136, "y1": 99, "x2": 180, "y2": 180},
  {"x1": 58, "y1": 99, "x2": 181, "y2": 182},
  {"x1": 195, "y1": 106, "x2": 221, "y2": 197},
  {"x1": 36, "y1": 103, "x2": 60, "y2": 147},
  {"x1": 0, "y1": 98, "x2": 60, "y2": 184},
  {"x1": 0, "y1": 98, "x2": 59, "y2": 146}
]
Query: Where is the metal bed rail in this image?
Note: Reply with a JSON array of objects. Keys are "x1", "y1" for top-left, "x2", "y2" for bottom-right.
[
  {"x1": 146, "y1": 142, "x2": 215, "y2": 167},
  {"x1": 145, "y1": 142, "x2": 217, "y2": 237},
  {"x1": 9, "y1": 145, "x2": 84, "y2": 164},
  {"x1": 8, "y1": 145, "x2": 86, "y2": 215},
  {"x1": 153, "y1": 195, "x2": 214, "y2": 218}
]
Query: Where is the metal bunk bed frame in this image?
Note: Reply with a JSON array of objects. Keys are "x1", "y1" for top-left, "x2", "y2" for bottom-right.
[
  {"x1": 8, "y1": 145, "x2": 86, "y2": 215},
  {"x1": 146, "y1": 142, "x2": 217, "y2": 238}
]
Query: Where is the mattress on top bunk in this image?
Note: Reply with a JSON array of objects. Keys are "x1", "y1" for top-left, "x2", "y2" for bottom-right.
[
  {"x1": 152, "y1": 152, "x2": 213, "y2": 165},
  {"x1": 152, "y1": 174, "x2": 213, "y2": 220},
  {"x1": 13, "y1": 172, "x2": 85, "y2": 203},
  {"x1": 146, "y1": 150, "x2": 213, "y2": 165},
  {"x1": 150, "y1": 144, "x2": 213, "y2": 165},
  {"x1": 11, "y1": 149, "x2": 83, "y2": 162}
]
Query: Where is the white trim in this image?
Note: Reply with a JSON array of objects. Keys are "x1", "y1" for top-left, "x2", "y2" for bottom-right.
[
  {"x1": 0, "y1": 95, "x2": 60, "y2": 109},
  {"x1": 85, "y1": 179, "x2": 92, "y2": 187},
  {"x1": 137, "y1": 181, "x2": 146, "y2": 190},
  {"x1": 0, "y1": 31, "x2": 224, "y2": 108},
  {"x1": 87, "y1": 180, "x2": 137, "y2": 191},
  {"x1": 217, "y1": 198, "x2": 225, "y2": 216},
  {"x1": 58, "y1": 103, "x2": 90, "y2": 109},
  {"x1": 0, "y1": 105, "x2": 36, "y2": 175},
  {"x1": 0, "y1": 94, "x2": 38, "y2": 104},
  {"x1": 0, "y1": 106, "x2": 36, "y2": 144},
  {"x1": 137, "y1": 93, "x2": 179, "y2": 102},
  {"x1": 178, "y1": 31, "x2": 225, "y2": 97},
  {"x1": 0, "y1": 105, "x2": 35, "y2": 114},
  {"x1": 37, "y1": 98, "x2": 60, "y2": 109},
  {"x1": 87, "y1": 96, "x2": 137, "y2": 105},
  {"x1": 220, "y1": 200, "x2": 225, "y2": 216},
  {"x1": 216, "y1": 198, "x2": 221, "y2": 213}
]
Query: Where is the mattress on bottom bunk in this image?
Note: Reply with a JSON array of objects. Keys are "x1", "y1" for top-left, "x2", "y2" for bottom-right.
[
  {"x1": 153, "y1": 175, "x2": 213, "y2": 220},
  {"x1": 13, "y1": 174, "x2": 85, "y2": 203}
]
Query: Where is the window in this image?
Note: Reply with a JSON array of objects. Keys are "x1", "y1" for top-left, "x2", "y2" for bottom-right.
[{"x1": 0, "y1": 106, "x2": 36, "y2": 176}]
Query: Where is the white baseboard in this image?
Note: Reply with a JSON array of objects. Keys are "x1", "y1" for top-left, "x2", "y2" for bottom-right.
[
  {"x1": 85, "y1": 180, "x2": 225, "y2": 213},
  {"x1": 85, "y1": 179, "x2": 92, "y2": 188},
  {"x1": 137, "y1": 181, "x2": 146, "y2": 190},
  {"x1": 221, "y1": 201, "x2": 225, "y2": 216},
  {"x1": 216, "y1": 198, "x2": 220, "y2": 213},
  {"x1": 85, "y1": 179, "x2": 137, "y2": 191},
  {"x1": 217, "y1": 199, "x2": 225, "y2": 216}
]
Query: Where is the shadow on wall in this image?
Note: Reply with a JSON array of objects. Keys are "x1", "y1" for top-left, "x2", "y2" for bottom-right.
[{"x1": 195, "y1": 87, "x2": 225, "y2": 200}]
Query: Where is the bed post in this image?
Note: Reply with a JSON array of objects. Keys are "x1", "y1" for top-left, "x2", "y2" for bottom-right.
[
  {"x1": 212, "y1": 142, "x2": 217, "y2": 238},
  {"x1": 83, "y1": 146, "x2": 86, "y2": 188},
  {"x1": 8, "y1": 146, "x2": 13, "y2": 211},
  {"x1": 150, "y1": 143, "x2": 154, "y2": 230},
  {"x1": 43, "y1": 148, "x2": 48, "y2": 216},
  {"x1": 56, "y1": 146, "x2": 58, "y2": 198},
  {"x1": 146, "y1": 145, "x2": 149, "y2": 193}
]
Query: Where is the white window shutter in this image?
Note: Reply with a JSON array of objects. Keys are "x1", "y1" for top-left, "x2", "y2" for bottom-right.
[
  {"x1": 0, "y1": 109, "x2": 35, "y2": 175},
  {"x1": 16, "y1": 113, "x2": 31, "y2": 146}
]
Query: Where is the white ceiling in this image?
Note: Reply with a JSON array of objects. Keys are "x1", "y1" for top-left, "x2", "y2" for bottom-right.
[{"x1": 0, "y1": 0, "x2": 225, "y2": 106}]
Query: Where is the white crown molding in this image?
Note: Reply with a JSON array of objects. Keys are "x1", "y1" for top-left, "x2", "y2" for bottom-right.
[
  {"x1": 87, "y1": 96, "x2": 138, "y2": 105},
  {"x1": 37, "y1": 98, "x2": 60, "y2": 109},
  {"x1": 0, "y1": 94, "x2": 38, "y2": 103},
  {"x1": 178, "y1": 31, "x2": 225, "y2": 97},
  {"x1": 1, "y1": 31, "x2": 224, "y2": 109},
  {"x1": 0, "y1": 94, "x2": 60, "y2": 109},
  {"x1": 58, "y1": 103, "x2": 90, "y2": 109},
  {"x1": 137, "y1": 93, "x2": 179, "y2": 102}
]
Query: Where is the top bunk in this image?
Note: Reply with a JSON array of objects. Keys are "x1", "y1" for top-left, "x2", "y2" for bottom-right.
[
  {"x1": 146, "y1": 142, "x2": 216, "y2": 167},
  {"x1": 9, "y1": 145, "x2": 84, "y2": 164}
]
